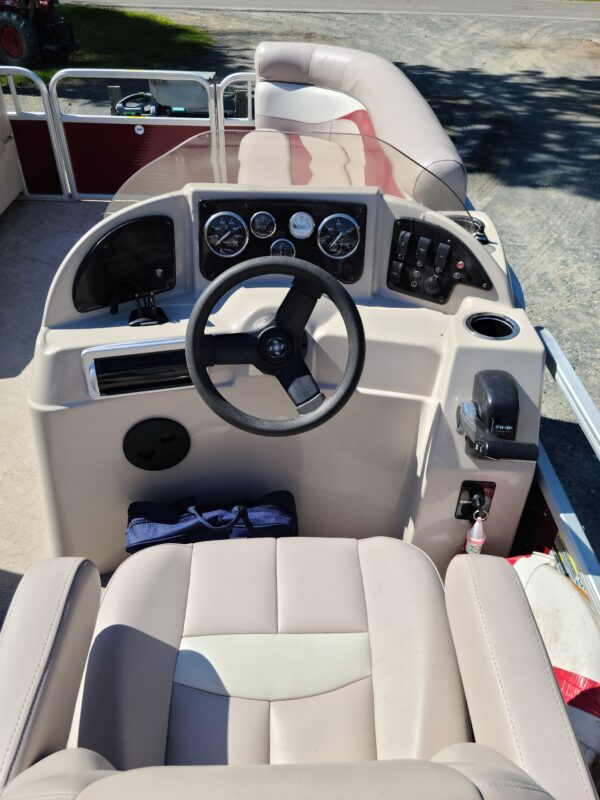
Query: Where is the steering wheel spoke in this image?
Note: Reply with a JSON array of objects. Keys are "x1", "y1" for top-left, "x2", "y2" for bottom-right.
[
  {"x1": 276, "y1": 355, "x2": 325, "y2": 414},
  {"x1": 275, "y1": 280, "x2": 322, "y2": 336},
  {"x1": 204, "y1": 333, "x2": 258, "y2": 366}
]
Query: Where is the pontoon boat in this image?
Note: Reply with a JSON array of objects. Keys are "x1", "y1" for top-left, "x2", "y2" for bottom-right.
[{"x1": 0, "y1": 42, "x2": 599, "y2": 800}]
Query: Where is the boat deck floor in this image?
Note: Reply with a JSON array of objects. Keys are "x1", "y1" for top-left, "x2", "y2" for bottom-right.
[{"x1": 0, "y1": 198, "x2": 598, "y2": 620}]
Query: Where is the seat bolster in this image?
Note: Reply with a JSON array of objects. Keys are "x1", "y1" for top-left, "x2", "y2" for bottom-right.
[
  {"x1": 433, "y1": 743, "x2": 555, "y2": 800},
  {"x1": 1, "y1": 748, "x2": 114, "y2": 800},
  {"x1": 445, "y1": 555, "x2": 596, "y2": 800},
  {"x1": 72, "y1": 543, "x2": 194, "y2": 770},
  {"x1": 0, "y1": 559, "x2": 100, "y2": 788}
]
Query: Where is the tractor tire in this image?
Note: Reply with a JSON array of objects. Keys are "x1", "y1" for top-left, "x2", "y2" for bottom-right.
[{"x1": 0, "y1": 11, "x2": 40, "y2": 68}]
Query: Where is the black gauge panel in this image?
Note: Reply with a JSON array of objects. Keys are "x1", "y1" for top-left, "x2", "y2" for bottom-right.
[
  {"x1": 73, "y1": 216, "x2": 176, "y2": 313},
  {"x1": 199, "y1": 200, "x2": 366, "y2": 283},
  {"x1": 386, "y1": 219, "x2": 492, "y2": 304}
]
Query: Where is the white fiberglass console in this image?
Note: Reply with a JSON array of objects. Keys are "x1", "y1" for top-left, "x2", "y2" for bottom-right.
[{"x1": 30, "y1": 130, "x2": 544, "y2": 574}]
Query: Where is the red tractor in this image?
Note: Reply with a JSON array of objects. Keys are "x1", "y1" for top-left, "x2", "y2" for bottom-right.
[{"x1": 0, "y1": 0, "x2": 76, "y2": 67}]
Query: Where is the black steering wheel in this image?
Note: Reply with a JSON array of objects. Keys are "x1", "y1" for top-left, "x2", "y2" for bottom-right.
[{"x1": 185, "y1": 257, "x2": 366, "y2": 436}]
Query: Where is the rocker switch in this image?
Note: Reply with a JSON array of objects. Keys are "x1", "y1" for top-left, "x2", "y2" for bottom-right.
[
  {"x1": 435, "y1": 243, "x2": 451, "y2": 269},
  {"x1": 415, "y1": 236, "x2": 431, "y2": 265},
  {"x1": 397, "y1": 231, "x2": 411, "y2": 259},
  {"x1": 389, "y1": 260, "x2": 403, "y2": 286}
]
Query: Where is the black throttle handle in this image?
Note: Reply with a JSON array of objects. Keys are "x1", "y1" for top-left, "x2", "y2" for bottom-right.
[{"x1": 473, "y1": 440, "x2": 539, "y2": 461}]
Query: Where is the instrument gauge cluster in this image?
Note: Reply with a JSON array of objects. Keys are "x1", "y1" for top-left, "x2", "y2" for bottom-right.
[{"x1": 199, "y1": 200, "x2": 366, "y2": 283}]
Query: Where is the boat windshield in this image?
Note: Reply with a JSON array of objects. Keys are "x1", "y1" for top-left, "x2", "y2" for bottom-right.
[{"x1": 107, "y1": 129, "x2": 473, "y2": 225}]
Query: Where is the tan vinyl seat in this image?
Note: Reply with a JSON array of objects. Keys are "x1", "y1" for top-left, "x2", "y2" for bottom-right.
[
  {"x1": 253, "y1": 41, "x2": 467, "y2": 208},
  {"x1": 1, "y1": 539, "x2": 596, "y2": 800},
  {"x1": 72, "y1": 536, "x2": 469, "y2": 768}
]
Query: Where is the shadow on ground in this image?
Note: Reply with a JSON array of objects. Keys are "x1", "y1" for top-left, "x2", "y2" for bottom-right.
[
  {"x1": 540, "y1": 417, "x2": 599, "y2": 551},
  {"x1": 394, "y1": 62, "x2": 600, "y2": 202}
]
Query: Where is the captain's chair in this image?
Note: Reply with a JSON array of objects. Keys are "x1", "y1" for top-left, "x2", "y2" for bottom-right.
[
  {"x1": 0, "y1": 538, "x2": 595, "y2": 799},
  {"x1": 253, "y1": 42, "x2": 467, "y2": 208}
]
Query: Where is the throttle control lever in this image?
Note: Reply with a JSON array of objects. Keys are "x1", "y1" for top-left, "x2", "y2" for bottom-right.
[{"x1": 456, "y1": 371, "x2": 539, "y2": 462}]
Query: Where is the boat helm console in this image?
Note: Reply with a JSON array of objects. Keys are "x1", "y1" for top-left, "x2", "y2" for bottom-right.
[{"x1": 29, "y1": 126, "x2": 544, "y2": 577}]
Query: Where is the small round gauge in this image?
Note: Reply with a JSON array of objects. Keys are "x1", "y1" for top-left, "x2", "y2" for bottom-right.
[
  {"x1": 250, "y1": 211, "x2": 277, "y2": 239},
  {"x1": 317, "y1": 213, "x2": 361, "y2": 260},
  {"x1": 289, "y1": 211, "x2": 315, "y2": 240},
  {"x1": 204, "y1": 211, "x2": 249, "y2": 258},
  {"x1": 270, "y1": 238, "x2": 296, "y2": 258}
]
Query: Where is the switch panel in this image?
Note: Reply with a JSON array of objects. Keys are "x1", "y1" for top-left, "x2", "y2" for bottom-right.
[{"x1": 386, "y1": 219, "x2": 492, "y2": 304}]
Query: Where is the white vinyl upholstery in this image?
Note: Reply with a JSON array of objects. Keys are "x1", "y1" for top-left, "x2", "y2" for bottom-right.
[
  {"x1": 446, "y1": 555, "x2": 598, "y2": 800},
  {"x1": 253, "y1": 42, "x2": 467, "y2": 207},
  {"x1": 0, "y1": 559, "x2": 100, "y2": 788},
  {"x1": 2, "y1": 542, "x2": 596, "y2": 799},
  {"x1": 70, "y1": 537, "x2": 469, "y2": 769}
]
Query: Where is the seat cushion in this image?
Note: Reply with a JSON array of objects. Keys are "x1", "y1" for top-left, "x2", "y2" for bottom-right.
[{"x1": 71, "y1": 537, "x2": 468, "y2": 770}]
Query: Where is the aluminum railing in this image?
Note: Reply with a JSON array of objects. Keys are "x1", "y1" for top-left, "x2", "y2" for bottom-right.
[
  {"x1": 0, "y1": 67, "x2": 69, "y2": 199},
  {"x1": 536, "y1": 326, "x2": 600, "y2": 613},
  {"x1": 216, "y1": 71, "x2": 256, "y2": 129},
  {"x1": 537, "y1": 326, "x2": 600, "y2": 461},
  {"x1": 3, "y1": 68, "x2": 257, "y2": 200},
  {"x1": 48, "y1": 69, "x2": 216, "y2": 200}
]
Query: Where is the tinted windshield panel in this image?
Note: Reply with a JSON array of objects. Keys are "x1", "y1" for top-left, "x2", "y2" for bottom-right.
[{"x1": 107, "y1": 129, "x2": 470, "y2": 221}]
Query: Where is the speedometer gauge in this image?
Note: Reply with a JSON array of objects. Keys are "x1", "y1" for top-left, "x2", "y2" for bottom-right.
[
  {"x1": 317, "y1": 214, "x2": 360, "y2": 260},
  {"x1": 204, "y1": 212, "x2": 249, "y2": 258}
]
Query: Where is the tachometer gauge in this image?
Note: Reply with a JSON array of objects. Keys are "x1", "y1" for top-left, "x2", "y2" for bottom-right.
[
  {"x1": 204, "y1": 211, "x2": 249, "y2": 258},
  {"x1": 289, "y1": 211, "x2": 315, "y2": 240},
  {"x1": 317, "y1": 214, "x2": 360, "y2": 259},
  {"x1": 250, "y1": 211, "x2": 277, "y2": 239},
  {"x1": 271, "y1": 238, "x2": 296, "y2": 258}
]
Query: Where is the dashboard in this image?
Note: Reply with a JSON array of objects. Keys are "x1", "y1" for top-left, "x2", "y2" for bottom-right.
[
  {"x1": 198, "y1": 199, "x2": 367, "y2": 283},
  {"x1": 70, "y1": 192, "x2": 496, "y2": 317}
]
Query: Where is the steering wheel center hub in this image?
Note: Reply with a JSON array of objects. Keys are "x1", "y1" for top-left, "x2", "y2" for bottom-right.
[{"x1": 259, "y1": 328, "x2": 294, "y2": 365}]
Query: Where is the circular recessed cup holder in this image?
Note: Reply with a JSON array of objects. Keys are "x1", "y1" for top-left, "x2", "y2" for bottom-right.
[{"x1": 465, "y1": 313, "x2": 519, "y2": 340}]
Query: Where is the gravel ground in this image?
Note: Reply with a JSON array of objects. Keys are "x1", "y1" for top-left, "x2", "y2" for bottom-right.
[{"x1": 0, "y1": 7, "x2": 598, "y2": 617}]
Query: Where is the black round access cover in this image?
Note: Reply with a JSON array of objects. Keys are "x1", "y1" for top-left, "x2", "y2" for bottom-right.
[{"x1": 123, "y1": 418, "x2": 190, "y2": 471}]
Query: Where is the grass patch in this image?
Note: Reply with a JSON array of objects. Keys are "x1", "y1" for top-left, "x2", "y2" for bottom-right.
[{"x1": 32, "y1": 5, "x2": 214, "y2": 83}]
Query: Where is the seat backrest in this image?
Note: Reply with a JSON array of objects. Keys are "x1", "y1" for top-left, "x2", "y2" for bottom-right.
[
  {"x1": 254, "y1": 42, "x2": 467, "y2": 208},
  {"x1": 70, "y1": 537, "x2": 469, "y2": 770}
]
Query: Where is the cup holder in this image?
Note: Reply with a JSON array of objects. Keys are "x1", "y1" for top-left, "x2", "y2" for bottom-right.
[{"x1": 465, "y1": 313, "x2": 519, "y2": 340}]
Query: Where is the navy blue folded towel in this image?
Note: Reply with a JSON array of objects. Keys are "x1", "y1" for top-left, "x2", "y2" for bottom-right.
[{"x1": 126, "y1": 490, "x2": 297, "y2": 553}]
